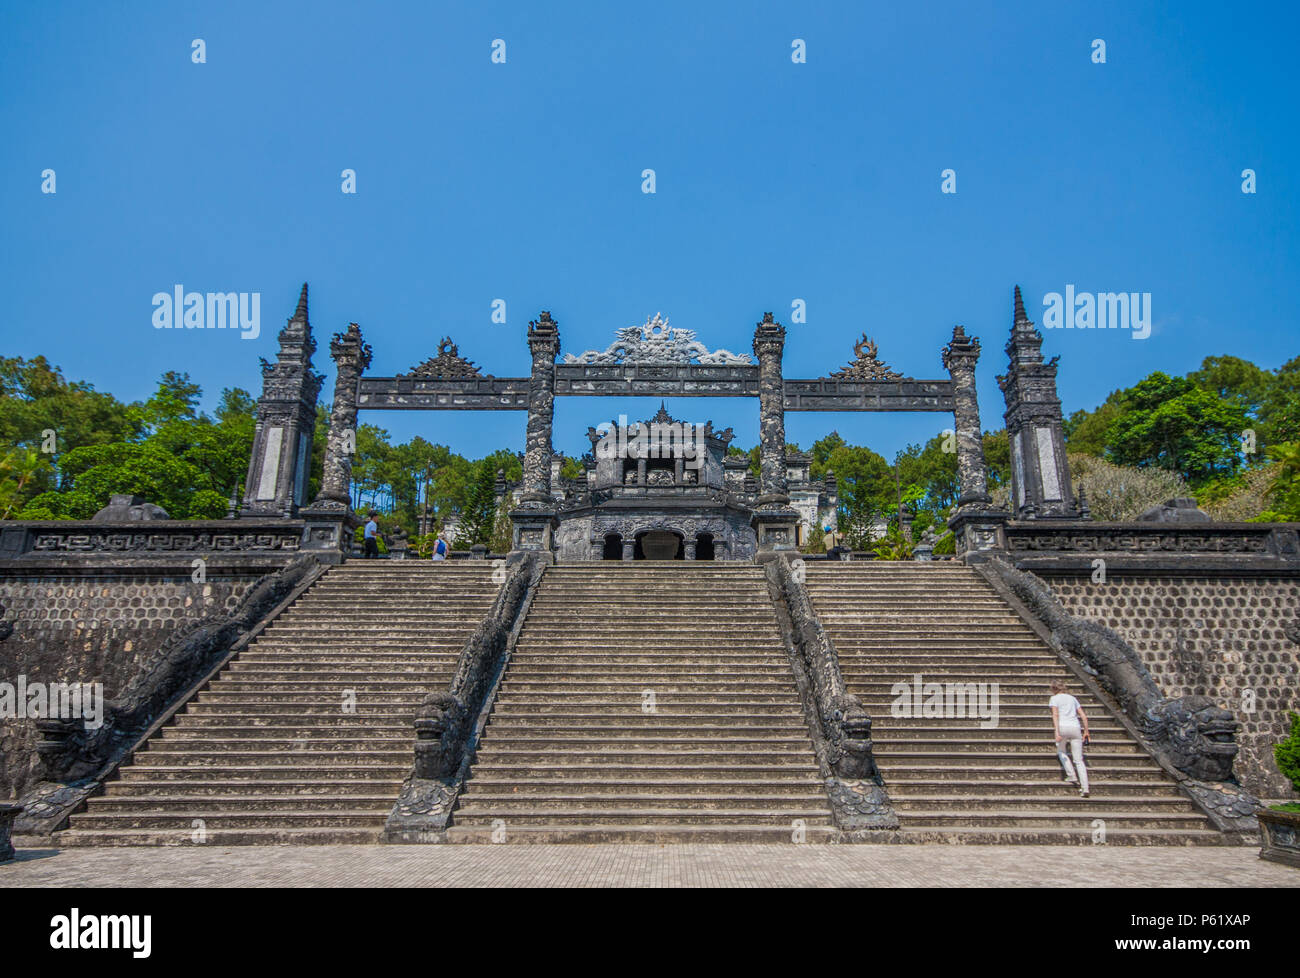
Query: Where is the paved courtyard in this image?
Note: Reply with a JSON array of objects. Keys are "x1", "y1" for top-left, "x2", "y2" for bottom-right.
[{"x1": 2, "y1": 844, "x2": 1296, "y2": 887}]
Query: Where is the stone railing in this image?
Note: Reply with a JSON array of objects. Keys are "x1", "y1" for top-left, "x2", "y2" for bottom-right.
[
  {"x1": 15, "y1": 554, "x2": 325, "y2": 837},
  {"x1": 1003, "y1": 521, "x2": 1300, "y2": 574},
  {"x1": 979, "y1": 557, "x2": 1260, "y2": 834},
  {"x1": 385, "y1": 551, "x2": 547, "y2": 842},
  {"x1": 0, "y1": 515, "x2": 361, "y2": 569},
  {"x1": 764, "y1": 556, "x2": 897, "y2": 832}
]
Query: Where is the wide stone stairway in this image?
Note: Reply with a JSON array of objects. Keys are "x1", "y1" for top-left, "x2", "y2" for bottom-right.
[
  {"x1": 804, "y1": 562, "x2": 1224, "y2": 844},
  {"x1": 447, "y1": 564, "x2": 834, "y2": 842},
  {"x1": 58, "y1": 561, "x2": 500, "y2": 846}
]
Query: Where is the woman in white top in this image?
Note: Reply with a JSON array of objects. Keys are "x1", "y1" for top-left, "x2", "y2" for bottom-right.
[{"x1": 1049, "y1": 679, "x2": 1090, "y2": 797}]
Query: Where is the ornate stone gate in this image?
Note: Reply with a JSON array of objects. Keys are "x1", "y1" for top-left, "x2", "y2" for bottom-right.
[{"x1": 240, "y1": 288, "x2": 1063, "y2": 561}]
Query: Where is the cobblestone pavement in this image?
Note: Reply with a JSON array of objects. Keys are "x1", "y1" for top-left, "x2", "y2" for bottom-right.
[{"x1": 2, "y1": 844, "x2": 1296, "y2": 887}]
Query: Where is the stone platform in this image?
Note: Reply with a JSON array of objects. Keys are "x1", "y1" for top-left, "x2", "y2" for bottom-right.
[{"x1": 1, "y1": 844, "x2": 1294, "y2": 887}]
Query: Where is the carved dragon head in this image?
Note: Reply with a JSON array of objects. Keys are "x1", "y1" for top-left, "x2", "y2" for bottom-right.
[{"x1": 1151, "y1": 695, "x2": 1239, "y2": 782}]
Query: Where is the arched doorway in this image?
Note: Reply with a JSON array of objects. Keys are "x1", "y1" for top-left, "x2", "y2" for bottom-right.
[
  {"x1": 635, "y1": 530, "x2": 682, "y2": 560},
  {"x1": 602, "y1": 533, "x2": 623, "y2": 560},
  {"x1": 695, "y1": 532, "x2": 715, "y2": 560}
]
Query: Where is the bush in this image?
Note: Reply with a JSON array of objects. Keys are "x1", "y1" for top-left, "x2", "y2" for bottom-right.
[
  {"x1": 1275, "y1": 712, "x2": 1300, "y2": 797},
  {"x1": 1197, "y1": 463, "x2": 1276, "y2": 521},
  {"x1": 1068, "y1": 453, "x2": 1189, "y2": 521}
]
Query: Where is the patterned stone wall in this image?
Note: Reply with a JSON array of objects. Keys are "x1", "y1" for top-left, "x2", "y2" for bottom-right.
[
  {"x1": 1046, "y1": 573, "x2": 1300, "y2": 798},
  {"x1": 0, "y1": 573, "x2": 254, "y2": 800}
]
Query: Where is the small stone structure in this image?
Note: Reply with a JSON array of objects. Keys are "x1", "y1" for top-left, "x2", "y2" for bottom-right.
[{"x1": 91, "y1": 495, "x2": 169, "y2": 522}]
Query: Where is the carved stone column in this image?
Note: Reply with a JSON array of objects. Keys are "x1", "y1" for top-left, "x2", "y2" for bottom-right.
[
  {"x1": 300, "y1": 322, "x2": 372, "y2": 562},
  {"x1": 750, "y1": 312, "x2": 798, "y2": 555},
  {"x1": 240, "y1": 284, "x2": 324, "y2": 518},
  {"x1": 942, "y1": 324, "x2": 1008, "y2": 561},
  {"x1": 942, "y1": 325, "x2": 991, "y2": 506},
  {"x1": 511, "y1": 311, "x2": 560, "y2": 554},
  {"x1": 997, "y1": 286, "x2": 1078, "y2": 519},
  {"x1": 312, "y1": 323, "x2": 372, "y2": 508}
]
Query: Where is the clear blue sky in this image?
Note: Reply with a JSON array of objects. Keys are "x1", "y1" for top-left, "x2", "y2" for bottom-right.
[{"x1": 2, "y1": 1, "x2": 1296, "y2": 462}]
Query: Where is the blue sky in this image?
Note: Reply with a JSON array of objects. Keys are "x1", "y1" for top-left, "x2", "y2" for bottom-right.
[{"x1": 2, "y1": 1, "x2": 1296, "y2": 463}]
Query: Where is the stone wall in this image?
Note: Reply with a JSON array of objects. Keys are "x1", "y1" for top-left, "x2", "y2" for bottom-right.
[
  {"x1": 1046, "y1": 573, "x2": 1300, "y2": 798},
  {"x1": 0, "y1": 571, "x2": 256, "y2": 800}
]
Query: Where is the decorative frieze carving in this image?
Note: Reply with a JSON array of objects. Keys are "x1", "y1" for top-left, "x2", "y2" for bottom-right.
[
  {"x1": 563, "y1": 313, "x2": 752, "y2": 366},
  {"x1": 400, "y1": 338, "x2": 489, "y2": 380},
  {"x1": 831, "y1": 334, "x2": 904, "y2": 381}
]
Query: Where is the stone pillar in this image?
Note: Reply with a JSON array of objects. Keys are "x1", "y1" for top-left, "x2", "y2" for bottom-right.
[
  {"x1": 240, "y1": 284, "x2": 324, "y2": 518},
  {"x1": 750, "y1": 313, "x2": 799, "y2": 555},
  {"x1": 684, "y1": 538, "x2": 697, "y2": 560},
  {"x1": 622, "y1": 539, "x2": 635, "y2": 561},
  {"x1": 942, "y1": 325, "x2": 991, "y2": 507},
  {"x1": 511, "y1": 311, "x2": 561, "y2": 554},
  {"x1": 311, "y1": 323, "x2": 372, "y2": 509},
  {"x1": 300, "y1": 322, "x2": 372, "y2": 562},
  {"x1": 997, "y1": 285, "x2": 1078, "y2": 519},
  {"x1": 942, "y1": 324, "x2": 1008, "y2": 561}
]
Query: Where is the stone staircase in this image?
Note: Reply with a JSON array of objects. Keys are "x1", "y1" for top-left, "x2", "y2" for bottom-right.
[
  {"x1": 447, "y1": 564, "x2": 834, "y2": 842},
  {"x1": 804, "y1": 562, "x2": 1225, "y2": 844},
  {"x1": 57, "y1": 561, "x2": 501, "y2": 846}
]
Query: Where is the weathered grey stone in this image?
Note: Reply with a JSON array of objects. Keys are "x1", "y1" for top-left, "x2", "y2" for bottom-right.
[
  {"x1": 984, "y1": 557, "x2": 1250, "y2": 787},
  {"x1": 91, "y1": 495, "x2": 169, "y2": 522},
  {"x1": 997, "y1": 286, "x2": 1077, "y2": 519},
  {"x1": 1137, "y1": 497, "x2": 1213, "y2": 522},
  {"x1": 16, "y1": 554, "x2": 322, "y2": 834},
  {"x1": 311, "y1": 322, "x2": 372, "y2": 509},
  {"x1": 385, "y1": 552, "x2": 546, "y2": 840},
  {"x1": 239, "y1": 284, "x2": 324, "y2": 518}
]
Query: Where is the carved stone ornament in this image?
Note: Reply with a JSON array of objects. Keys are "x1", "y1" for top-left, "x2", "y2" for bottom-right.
[
  {"x1": 831, "y1": 334, "x2": 904, "y2": 381},
  {"x1": 401, "y1": 338, "x2": 489, "y2": 380},
  {"x1": 562, "y1": 313, "x2": 752, "y2": 366}
]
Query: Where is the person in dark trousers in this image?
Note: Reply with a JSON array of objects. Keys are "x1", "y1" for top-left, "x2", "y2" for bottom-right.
[{"x1": 363, "y1": 512, "x2": 380, "y2": 558}]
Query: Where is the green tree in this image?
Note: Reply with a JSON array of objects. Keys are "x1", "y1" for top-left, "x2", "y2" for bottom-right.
[
  {"x1": 456, "y1": 460, "x2": 499, "y2": 546},
  {"x1": 1106, "y1": 373, "x2": 1249, "y2": 486},
  {"x1": 0, "y1": 356, "x2": 137, "y2": 509}
]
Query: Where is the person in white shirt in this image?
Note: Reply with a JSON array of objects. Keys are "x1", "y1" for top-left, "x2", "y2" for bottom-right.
[{"x1": 1049, "y1": 679, "x2": 1090, "y2": 797}]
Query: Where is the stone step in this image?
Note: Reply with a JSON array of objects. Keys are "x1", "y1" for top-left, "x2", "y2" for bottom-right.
[
  {"x1": 69, "y1": 812, "x2": 393, "y2": 830},
  {"x1": 485, "y1": 703, "x2": 805, "y2": 716},
  {"x1": 449, "y1": 808, "x2": 835, "y2": 826},
  {"x1": 132, "y1": 750, "x2": 410, "y2": 766},
  {"x1": 474, "y1": 734, "x2": 817, "y2": 749},
  {"x1": 115, "y1": 764, "x2": 411, "y2": 780},
  {"x1": 887, "y1": 827, "x2": 1229, "y2": 846},
  {"x1": 485, "y1": 718, "x2": 809, "y2": 733},
  {"x1": 885, "y1": 794, "x2": 1192, "y2": 812},
  {"x1": 884, "y1": 779, "x2": 1183, "y2": 796},
  {"x1": 490, "y1": 693, "x2": 803, "y2": 705},
  {"x1": 889, "y1": 810, "x2": 1211, "y2": 829},
  {"x1": 106, "y1": 779, "x2": 402, "y2": 796},
  {"x1": 57, "y1": 827, "x2": 386, "y2": 846},
  {"x1": 463, "y1": 777, "x2": 823, "y2": 793},
  {"x1": 88, "y1": 795, "x2": 399, "y2": 813},
  {"x1": 441, "y1": 824, "x2": 839, "y2": 844},
  {"x1": 457, "y1": 793, "x2": 829, "y2": 810},
  {"x1": 879, "y1": 762, "x2": 1163, "y2": 778}
]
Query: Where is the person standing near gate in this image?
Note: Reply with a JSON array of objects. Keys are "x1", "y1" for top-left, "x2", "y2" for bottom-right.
[
  {"x1": 363, "y1": 512, "x2": 380, "y2": 558},
  {"x1": 1049, "y1": 679, "x2": 1090, "y2": 798}
]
